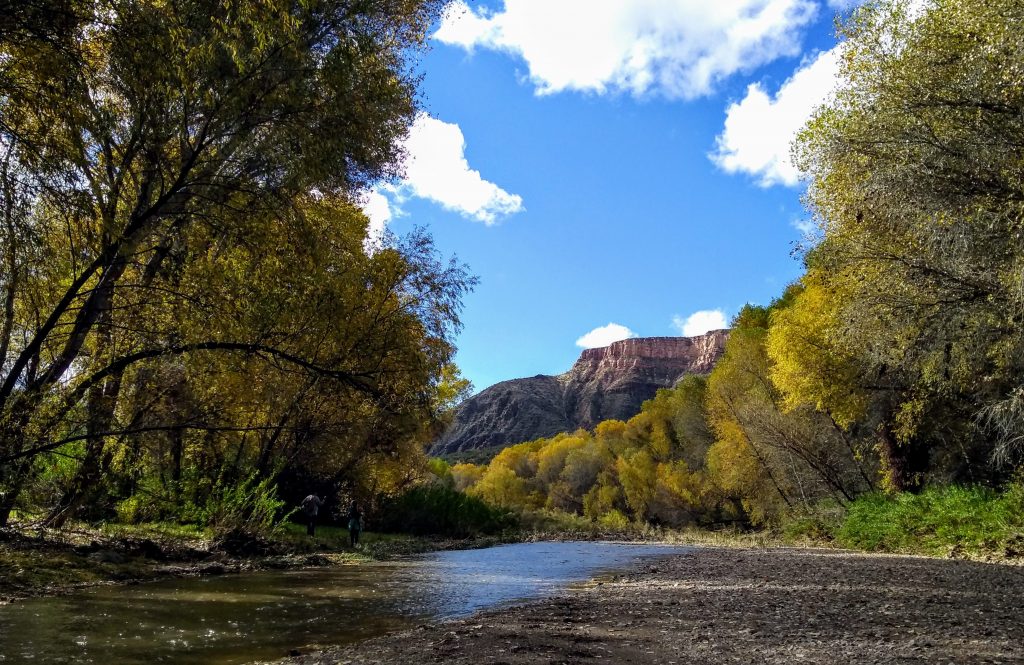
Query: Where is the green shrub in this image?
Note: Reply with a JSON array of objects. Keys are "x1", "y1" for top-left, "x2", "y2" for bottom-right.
[
  {"x1": 184, "y1": 476, "x2": 290, "y2": 546},
  {"x1": 597, "y1": 509, "x2": 631, "y2": 530},
  {"x1": 837, "y1": 484, "x2": 1024, "y2": 556},
  {"x1": 517, "y1": 508, "x2": 605, "y2": 534},
  {"x1": 781, "y1": 503, "x2": 844, "y2": 542},
  {"x1": 377, "y1": 484, "x2": 516, "y2": 537},
  {"x1": 115, "y1": 493, "x2": 156, "y2": 524}
]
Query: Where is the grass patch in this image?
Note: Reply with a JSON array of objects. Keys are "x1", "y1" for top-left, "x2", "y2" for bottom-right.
[
  {"x1": 837, "y1": 484, "x2": 1024, "y2": 558},
  {"x1": 779, "y1": 503, "x2": 845, "y2": 545},
  {"x1": 376, "y1": 485, "x2": 517, "y2": 537},
  {"x1": 100, "y1": 520, "x2": 212, "y2": 542}
]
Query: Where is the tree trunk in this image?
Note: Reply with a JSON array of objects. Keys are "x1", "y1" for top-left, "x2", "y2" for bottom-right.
[
  {"x1": 877, "y1": 422, "x2": 927, "y2": 493},
  {"x1": 44, "y1": 282, "x2": 124, "y2": 528},
  {"x1": 0, "y1": 457, "x2": 32, "y2": 527}
]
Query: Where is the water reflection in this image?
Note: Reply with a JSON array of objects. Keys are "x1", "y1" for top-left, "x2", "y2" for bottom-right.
[{"x1": 0, "y1": 541, "x2": 685, "y2": 664}]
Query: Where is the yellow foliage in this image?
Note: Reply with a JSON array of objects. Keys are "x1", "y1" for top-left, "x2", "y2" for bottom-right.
[
  {"x1": 615, "y1": 450, "x2": 657, "y2": 520},
  {"x1": 451, "y1": 463, "x2": 484, "y2": 492},
  {"x1": 594, "y1": 419, "x2": 627, "y2": 440},
  {"x1": 583, "y1": 474, "x2": 622, "y2": 520},
  {"x1": 490, "y1": 440, "x2": 542, "y2": 478},
  {"x1": 656, "y1": 461, "x2": 696, "y2": 506},
  {"x1": 535, "y1": 432, "x2": 588, "y2": 486},
  {"x1": 706, "y1": 436, "x2": 758, "y2": 496},
  {"x1": 597, "y1": 509, "x2": 631, "y2": 529},
  {"x1": 468, "y1": 465, "x2": 532, "y2": 509},
  {"x1": 766, "y1": 274, "x2": 868, "y2": 427}
]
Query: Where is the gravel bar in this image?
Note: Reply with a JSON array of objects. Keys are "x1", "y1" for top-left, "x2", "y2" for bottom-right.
[{"x1": 270, "y1": 547, "x2": 1024, "y2": 665}]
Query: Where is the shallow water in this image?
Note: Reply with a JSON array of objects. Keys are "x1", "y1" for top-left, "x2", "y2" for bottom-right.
[{"x1": 0, "y1": 541, "x2": 686, "y2": 664}]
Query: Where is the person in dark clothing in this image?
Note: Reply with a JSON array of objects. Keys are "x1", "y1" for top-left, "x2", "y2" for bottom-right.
[
  {"x1": 347, "y1": 501, "x2": 363, "y2": 547},
  {"x1": 301, "y1": 494, "x2": 324, "y2": 537}
]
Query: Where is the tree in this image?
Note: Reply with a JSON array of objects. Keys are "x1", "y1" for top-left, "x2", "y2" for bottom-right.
[
  {"x1": 707, "y1": 304, "x2": 874, "y2": 522},
  {"x1": 795, "y1": 0, "x2": 1024, "y2": 478},
  {"x1": 0, "y1": 0, "x2": 456, "y2": 526}
]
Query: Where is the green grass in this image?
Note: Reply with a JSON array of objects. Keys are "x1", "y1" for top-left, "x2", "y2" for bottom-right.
[
  {"x1": 837, "y1": 484, "x2": 1024, "y2": 558},
  {"x1": 100, "y1": 520, "x2": 212, "y2": 542},
  {"x1": 376, "y1": 484, "x2": 517, "y2": 537}
]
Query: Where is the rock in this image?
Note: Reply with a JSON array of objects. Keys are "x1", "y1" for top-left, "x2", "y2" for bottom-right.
[
  {"x1": 431, "y1": 330, "x2": 728, "y2": 455},
  {"x1": 1004, "y1": 533, "x2": 1024, "y2": 558},
  {"x1": 73, "y1": 540, "x2": 102, "y2": 555}
]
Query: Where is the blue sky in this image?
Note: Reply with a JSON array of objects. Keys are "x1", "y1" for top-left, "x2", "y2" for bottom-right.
[{"x1": 364, "y1": 0, "x2": 856, "y2": 392}]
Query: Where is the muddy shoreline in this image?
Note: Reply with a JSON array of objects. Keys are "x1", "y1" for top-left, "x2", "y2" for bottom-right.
[{"x1": 270, "y1": 547, "x2": 1024, "y2": 665}]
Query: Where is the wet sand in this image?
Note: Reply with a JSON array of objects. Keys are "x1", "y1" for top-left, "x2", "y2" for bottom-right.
[{"x1": 272, "y1": 547, "x2": 1024, "y2": 665}]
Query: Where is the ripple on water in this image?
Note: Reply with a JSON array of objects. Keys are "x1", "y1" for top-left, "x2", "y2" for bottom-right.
[{"x1": 0, "y1": 541, "x2": 687, "y2": 664}]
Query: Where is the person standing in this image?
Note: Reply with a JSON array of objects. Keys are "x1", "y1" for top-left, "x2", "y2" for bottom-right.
[
  {"x1": 301, "y1": 494, "x2": 324, "y2": 537},
  {"x1": 347, "y1": 500, "x2": 363, "y2": 547}
]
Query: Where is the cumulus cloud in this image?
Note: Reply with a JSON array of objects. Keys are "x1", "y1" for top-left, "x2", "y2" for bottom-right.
[
  {"x1": 711, "y1": 46, "x2": 843, "y2": 186},
  {"x1": 402, "y1": 114, "x2": 524, "y2": 224},
  {"x1": 359, "y1": 113, "x2": 523, "y2": 234},
  {"x1": 576, "y1": 323, "x2": 638, "y2": 349},
  {"x1": 435, "y1": 0, "x2": 819, "y2": 99},
  {"x1": 673, "y1": 310, "x2": 728, "y2": 337},
  {"x1": 359, "y1": 188, "x2": 393, "y2": 245}
]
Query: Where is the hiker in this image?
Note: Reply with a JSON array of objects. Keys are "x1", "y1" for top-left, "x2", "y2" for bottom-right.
[
  {"x1": 301, "y1": 494, "x2": 324, "y2": 537},
  {"x1": 347, "y1": 500, "x2": 363, "y2": 547}
]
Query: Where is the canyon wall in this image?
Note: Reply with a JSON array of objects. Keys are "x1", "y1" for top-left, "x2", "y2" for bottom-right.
[{"x1": 431, "y1": 330, "x2": 728, "y2": 456}]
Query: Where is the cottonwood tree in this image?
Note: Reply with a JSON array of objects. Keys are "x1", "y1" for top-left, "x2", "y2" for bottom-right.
[
  {"x1": 0, "y1": 0, "x2": 461, "y2": 527},
  {"x1": 706, "y1": 305, "x2": 875, "y2": 522},
  {"x1": 793, "y1": 0, "x2": 1024, "y2": 480}
]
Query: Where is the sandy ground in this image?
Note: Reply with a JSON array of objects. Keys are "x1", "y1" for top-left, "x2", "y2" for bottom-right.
[{"x1": 272, "y1": 547, "x2": 1024, "y2": 665}]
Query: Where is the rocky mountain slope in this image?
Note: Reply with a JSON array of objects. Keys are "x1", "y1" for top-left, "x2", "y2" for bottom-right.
[{"x1": 431, "y1": 330, "x2": 728, "y2": 456}]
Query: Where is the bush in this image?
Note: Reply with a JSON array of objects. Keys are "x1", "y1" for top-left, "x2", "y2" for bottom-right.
[
  {"x1": 182, "y1": 476, "x2": 290, "y2": 550},
  {"x1": 837, "y1": 484, "x2": 1024, "y2": 557},
  {"x1": 115, "y1": 493, "x2": 157, "y2": 525},
  {"x1": 376, "y1": 484, "x2": 516, "y2": 537},
  {"x1": 780, "y1": 503, "x2": 844, "y2": 542},
  {"x1": 598, "y1": 509, "x2": 631, "y2": 530}
]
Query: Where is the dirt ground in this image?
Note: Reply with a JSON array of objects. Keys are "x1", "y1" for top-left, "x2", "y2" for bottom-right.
[{"x1": 274, "y1": 547, "x2": 1024, "y2": 665}]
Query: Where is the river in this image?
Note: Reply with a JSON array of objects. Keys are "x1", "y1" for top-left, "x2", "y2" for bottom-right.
[{"x1": 0, "y1": 541, "x2": 687, "y2": 664}]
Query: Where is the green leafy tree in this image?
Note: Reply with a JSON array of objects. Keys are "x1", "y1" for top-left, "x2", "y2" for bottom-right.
[
  {"x1": 795, "y1": 0, "x2": 1024, "y2": 480},
  {"x1": 0, "y1": 0, "x2": 456, "y2": 526},
  {"x1": 707, "y1": 305, "x2": 874, "y2": 522}
]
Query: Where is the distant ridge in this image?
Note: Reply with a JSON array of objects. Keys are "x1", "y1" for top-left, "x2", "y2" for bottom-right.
[{"x1": 431, "y1": 330, "x2": 728, "y2": 456}]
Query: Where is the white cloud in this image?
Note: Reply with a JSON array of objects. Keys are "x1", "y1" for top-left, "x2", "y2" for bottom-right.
[
  {"x1": 827, "y1": 0, "x2": 862, "y2": 9},
  {"x1": 358, "y1": 114, "x2": 523, "y2": 233},
  {"x1": 359, "y1": 188, "x2": 393, "y2": 245},
  {"x1": 673, "y1": 310, "x2": 728, "y2": 336},
  {"x1": 792, "y1": 216, "x2": 818, "y2": 236},
  {"x1": 711, "y1": 46, "x2": 843, "y2": 186},
  {"x1": 402, "y1": 114, "x2": 524, "y2": 224},
  {"x1": 576, "y1": 323, "x2": 638, "y2": 349},
  {"x1": 435, "y1": 0, "x2": 819, "y2": 99}
]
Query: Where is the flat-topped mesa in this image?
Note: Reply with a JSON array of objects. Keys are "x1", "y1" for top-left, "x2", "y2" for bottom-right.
[
  {"x1": 561, "y1": 329, "x2": 728, "y2": 430},
  {"x1": 571, "y1": 331, "x2": 728, "y2": 374},
  {"x1": 430, "y1": 329, "x2": 730, "y2": 457}
]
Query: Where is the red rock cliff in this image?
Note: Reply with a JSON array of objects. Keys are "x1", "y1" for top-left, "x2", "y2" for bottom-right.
[
  {"x1": 431, "y1": 330, "x2": 729, "y2": 455},
  {"x1": 571, "y1": 332, "x2": 727, "y2": 375}
]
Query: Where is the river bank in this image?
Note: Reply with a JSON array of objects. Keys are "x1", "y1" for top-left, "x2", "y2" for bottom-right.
[
  {"x1": 0, "y1": 516, "x2": 778, "y2": 605},
  {"x1": 269, "y1": 547, "x2": 1024, "y2": 665},
  {"x1": 0, "y1": 523, "x2": 516, "y2": 605}
]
